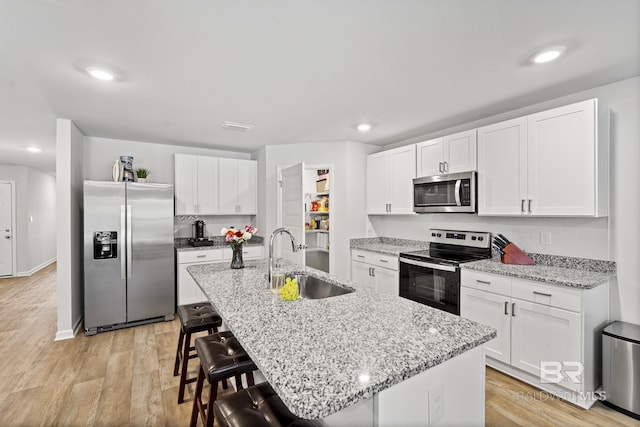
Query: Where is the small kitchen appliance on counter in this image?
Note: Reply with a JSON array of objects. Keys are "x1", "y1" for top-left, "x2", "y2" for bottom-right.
[
  {"x1": 399, "y1": 229, "x2": 492, "y2": 315},
  {"x1": 189, "y1": 220, "x2": 214, "y2": 247}
]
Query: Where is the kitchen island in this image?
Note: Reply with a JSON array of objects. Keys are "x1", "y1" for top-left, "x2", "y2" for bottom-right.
[{"x1": 188, "y1": 259, "x2": 496, "y2": 426}]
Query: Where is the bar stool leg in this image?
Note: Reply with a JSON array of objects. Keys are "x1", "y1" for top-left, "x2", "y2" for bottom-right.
[
  {"x1": 178, "y1": 331, "x2": 192, "y2": 403},
  {"x1": 206, "y1": 379, "x2": 218, "y2": 427},
  {"x1": 173, "y1": 329, "x2": 185, "y2": 376},
  {"x1": 189, "y1": 366, "x2": 206, "y2": 427}
]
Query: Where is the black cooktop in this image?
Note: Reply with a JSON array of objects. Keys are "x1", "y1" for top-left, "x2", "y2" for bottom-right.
[{"x1": 400, "y1": 248, "x2": 490, "y2": 265}]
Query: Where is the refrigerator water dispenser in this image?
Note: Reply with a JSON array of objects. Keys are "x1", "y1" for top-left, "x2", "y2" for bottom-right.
[{"x1": 93, "y1": 231, "x2": 118, "y2": 259}]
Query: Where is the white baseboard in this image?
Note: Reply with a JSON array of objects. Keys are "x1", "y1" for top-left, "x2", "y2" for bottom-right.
[
  {"x1": 17, "y1": 257, "x2": 57, "y2": 277},
  {"x1": 55, "y1": 315, "x2": 84, "y2": 341}
]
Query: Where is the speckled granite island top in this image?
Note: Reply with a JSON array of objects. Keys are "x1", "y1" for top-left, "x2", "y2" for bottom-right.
[
  {"x1": 187, "y1": 259, "x2": 495, "y2": 420},
  {"x1": 462, "y1": 254, "x2": 616, "y2": 289},
  {"x1": 350, "y1": 237, "x2": 429, "y2": 256}
]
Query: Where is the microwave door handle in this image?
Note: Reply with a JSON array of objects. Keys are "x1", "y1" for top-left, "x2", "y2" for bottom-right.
[{"x1": 454, "y1": 179, "x2": 462, "y2": 206}]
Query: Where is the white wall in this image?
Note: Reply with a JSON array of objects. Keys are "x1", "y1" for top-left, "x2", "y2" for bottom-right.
[
  {"x1": 260, "y1": 141, "x2": 376, "y2": 280},
  {"x1": 370, "y1": 76, "x2": 640, "y2": 325},
  {"x1": 56, "y1": 119, "x2": 85, "y2": 340},
  {"x1": 27, "y1": 168, "x2": 57, "y2": 272},
  {"x1": 0, "y1": 165, "x2": 56, "y2": 275},
  {"x1": 83, "y1": 136, "x2": 250, "y2": 184}
]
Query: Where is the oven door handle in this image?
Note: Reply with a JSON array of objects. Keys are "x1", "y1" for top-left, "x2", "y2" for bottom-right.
[
  {"x1": 454, "y1": 179, "x2": 462, "y2": 206},
  {"x1": 400, "y1": 258, "x2": 457, "y2": 272}
]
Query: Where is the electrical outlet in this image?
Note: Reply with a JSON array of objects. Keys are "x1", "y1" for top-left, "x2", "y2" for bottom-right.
[
  {"x1": 540, "y1": 232, "x2": 551, "y2": 246},
  {"x1": 429, "y1": 383, "x2": 445, "y2": 424}
]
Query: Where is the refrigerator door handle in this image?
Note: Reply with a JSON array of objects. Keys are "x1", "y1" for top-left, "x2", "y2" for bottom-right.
[
  {"x1": 127, "y1": 204, "x2": 132, "y2": 278},
  {"x1": 120, "y1": 205, "x2": 126, "y2": 279}
]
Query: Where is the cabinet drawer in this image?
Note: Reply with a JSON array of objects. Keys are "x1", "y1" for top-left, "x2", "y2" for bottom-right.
[
  {"x1": 512, "y1": 279, "x2": 582, "y2": 312},
  {"x1": 461, "y1": 270, "x2": 511, "y2": 296},
  {"x1": 177, "y1": 249, "x2": 223, "y2": 264},
  {"x1": 222, "y1": 245, "x2": 264, "y2": 260},
  {"x1": 351, "y1": 249, "x2": 398, "y2": 270}
]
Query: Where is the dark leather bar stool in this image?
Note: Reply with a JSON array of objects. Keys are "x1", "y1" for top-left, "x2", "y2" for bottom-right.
[
  {"x1": 173, "y1": 302, "x2": 223, "y2": 404},
  {"x1": 190, "y1": 331, "x2": 258, "y2": 427},
  {"x1": 213, "y1": 382, "x2": 317, "y2": 427}
]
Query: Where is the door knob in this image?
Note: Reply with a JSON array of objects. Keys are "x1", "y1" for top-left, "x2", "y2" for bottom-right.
[{"x1": 4, "y1": 236, "x2": 10, "y2": 239}]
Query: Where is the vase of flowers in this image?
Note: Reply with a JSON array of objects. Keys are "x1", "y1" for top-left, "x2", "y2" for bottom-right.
[{"x1": 221, "y1": 225, "x2": 258, "y2": 269}]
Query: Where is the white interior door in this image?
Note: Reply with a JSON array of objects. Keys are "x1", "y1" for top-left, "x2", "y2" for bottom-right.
[
  {"x1": 280, "y1": 163, "x2": 305, "y2": 265},
  {"x1": 0, "y1": 182, "x2": 13, "y2": 277}
]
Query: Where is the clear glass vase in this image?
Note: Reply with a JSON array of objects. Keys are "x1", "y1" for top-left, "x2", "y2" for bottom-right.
[{"x1": 230, "y1": 243, "x2": 244, "y2": 269}]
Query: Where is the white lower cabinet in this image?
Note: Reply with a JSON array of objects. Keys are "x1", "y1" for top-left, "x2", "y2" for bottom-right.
[
  {"x1": 177, "y1": 246, "x2": 264, "y2": 306},
  {"x1": 350, "y1": 249, "x2": 399, "y2": 295},
  {"x1": 460, "y1": 270, "x2": 609, "y2": 408}
]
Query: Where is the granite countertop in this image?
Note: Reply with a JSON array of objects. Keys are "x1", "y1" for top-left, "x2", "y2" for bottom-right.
[
  {"x1": 175, "y1": 236, "x2": 264, "y2": 252},
  {"x1": 350, "y1": 237, "x2": 429, "y2": 256},
  {"x1": 187, "y1": 259, "x2": 495, "y2": 420},
  {"x1": 462, "y1": 254, "x2": 616, "y2": 289}
]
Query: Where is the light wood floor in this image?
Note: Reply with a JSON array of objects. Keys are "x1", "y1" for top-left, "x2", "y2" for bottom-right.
[{"x1": 0, "y1": 263, "x2": 638, "y2": 427}]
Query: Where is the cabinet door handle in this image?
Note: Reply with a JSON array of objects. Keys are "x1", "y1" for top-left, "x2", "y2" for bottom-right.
[
  {"x1": 477, "y1": 280, "x2": 491, "y2": 285},
  {"x1": 357, "y1": 255, "x2": 365, "y2": 258},
  {"x1": 528, "y1": 199, "x2": 532, "y2": 213},
  {"x1": 521, "y1": 199, "x2": 526, "y2": 213},
  {"x1": 197, "y1": 255, "x2": 207, "y2": 258},
  {"x1": 379, "y1": 259, "x2": 388, "y2": 263},
  {"x1": 511, "y1": 302, "x2": 516, "y2": 317},
  {"x1": 439, "y1": 162, "x2": 443, "y2": 173},
  {"x1": 371, "y1": 267, "x2": 375, "y2": 277},
  {"x1": 533, "y1": 291, "x2": 552, "y2": 297},
  {"x1": 504, "y1": 301, "x2": 509, "y2": 315},
  {"x1": 443, "y1": 161, "x2": 449, "y2": 172}
]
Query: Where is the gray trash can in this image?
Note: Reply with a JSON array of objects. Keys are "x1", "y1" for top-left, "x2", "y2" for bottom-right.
[{"x1": 602, "y1": 321, "x2": 640, "y2": 419}]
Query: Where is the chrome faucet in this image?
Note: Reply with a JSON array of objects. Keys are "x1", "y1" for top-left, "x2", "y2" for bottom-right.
[{"x1": 268, "y1": 227, "x2": 301, "y2": 284}]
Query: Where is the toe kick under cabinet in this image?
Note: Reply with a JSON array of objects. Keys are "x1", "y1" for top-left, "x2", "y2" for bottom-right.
[
  {"x1": 177, "y1": 246, "x2": 264, "y2": 306},
  {"x1": 460, "y1": 270, "x2": 609, "y2": 408}
]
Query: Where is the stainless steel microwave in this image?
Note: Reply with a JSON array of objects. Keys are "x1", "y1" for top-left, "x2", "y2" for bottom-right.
[{"x1": 413, "y1": 171, "x2": 476, "y2": 213}]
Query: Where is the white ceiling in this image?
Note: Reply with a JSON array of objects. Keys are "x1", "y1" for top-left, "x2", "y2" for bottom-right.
[{"x1": 1, "y1": 0, "x2": 638, "y2": 176}]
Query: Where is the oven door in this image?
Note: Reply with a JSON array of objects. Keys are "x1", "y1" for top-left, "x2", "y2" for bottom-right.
[{"x1": 399, "y1": 257, "x2": 460, "y2": 315}]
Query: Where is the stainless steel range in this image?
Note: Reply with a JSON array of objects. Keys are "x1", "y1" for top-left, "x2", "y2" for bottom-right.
[{"x1": 399, "y1": 229, "x2": 492, "y2": 315}]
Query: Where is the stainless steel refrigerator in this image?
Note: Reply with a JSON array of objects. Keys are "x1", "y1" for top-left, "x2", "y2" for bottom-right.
[{"x1": 83, "y1": 181, "x2": 175, "y2": 335}]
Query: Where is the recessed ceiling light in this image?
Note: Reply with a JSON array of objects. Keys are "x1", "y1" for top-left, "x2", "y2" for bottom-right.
[
  {"x1": 27, "y1": 147, "x2": 41, "y2": 153},
  {"x1": 86, "y1": 66, "x2": 116, "y2": 81},
  {"x1": 221, "y1": 121, "x2": 254, "y2": 131},
  {"x1": 357, "y1": 123, "x2": 372, "y2": 132},
  {"x1": 531, "y1": 45, "x2": 566, "y2": 64}
]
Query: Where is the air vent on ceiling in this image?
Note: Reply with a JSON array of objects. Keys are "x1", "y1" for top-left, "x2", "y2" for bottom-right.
[{"x1": 221, "y1": 121, "x2": 255, "y2": 132}]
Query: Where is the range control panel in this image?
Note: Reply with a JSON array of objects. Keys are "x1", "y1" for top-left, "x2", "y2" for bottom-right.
[{"x1": 429, "y1": 229, "x2": 491, "y2": 248}]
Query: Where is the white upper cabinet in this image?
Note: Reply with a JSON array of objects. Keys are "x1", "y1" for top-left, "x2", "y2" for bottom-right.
[
  {"x1": 477, "y1": 117, "x2": 527, "y2": 216},
  {"x1": 218, "y1": 158, "x2": 257, "y2": 215},
  {"x1": 367, "y1": 145, "x2": 416, "y2": 215},
  {"x1": 175, "y1": 155, "x2": 256, "y2": 216},
  {"x1": 174, "y1": 154, "x2": 219, "y2": 215},
  {"x1": 416, "y1": 129, "x2": 477, "y2": 177},
  {"x1": 478, "y1": 99, "x2": 608, "y2": 217}
]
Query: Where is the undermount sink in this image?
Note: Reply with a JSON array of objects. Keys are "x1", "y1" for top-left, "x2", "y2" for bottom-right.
[{"x1": 294, "y1": 274, "x2": 354, "y2": 299}]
